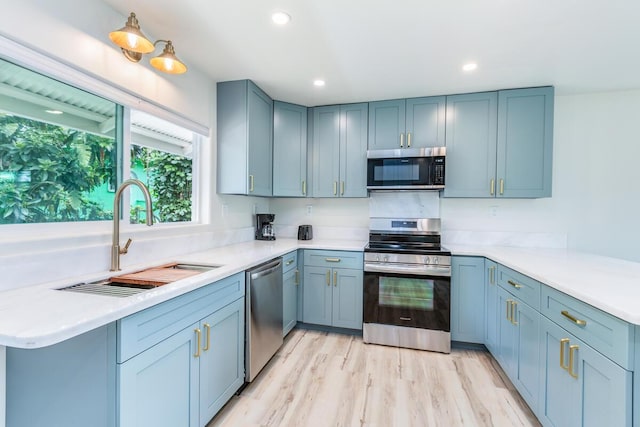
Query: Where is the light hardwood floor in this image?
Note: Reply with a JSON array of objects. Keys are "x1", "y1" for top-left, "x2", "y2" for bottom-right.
[{"x1": 209, "y1": 328, "x2": 541, "y2": 427}]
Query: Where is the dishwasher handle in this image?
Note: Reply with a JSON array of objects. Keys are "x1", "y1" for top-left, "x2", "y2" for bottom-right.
[{"x1": 250, "y1": 258, "x2": 282, "y2": 280}]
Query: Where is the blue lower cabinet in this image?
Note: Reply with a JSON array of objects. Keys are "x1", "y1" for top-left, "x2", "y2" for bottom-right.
[
  {"x1": 539, "y1": 317, "x2": 631, "y2": 427},
  {"x1": 484, "y1": 260, "x2": 499, "y2": 353},
  {"x1": 451, "y1": 256, "x2": 486, "y2": 344},
  {"x1": 495, "y1": 287, "x2": 541, "y2": 415},
  {"x1": 332, "y1": 268, "x2": 363, "y2": 330},
  {"x1": 118, "y1": 297, "x2": 245, "y2": 427},
  {"x1": 118, "y1": 325, "x2": 200, "y2": 427}
]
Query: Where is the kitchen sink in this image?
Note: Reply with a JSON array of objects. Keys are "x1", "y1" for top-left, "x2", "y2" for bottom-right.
[{"x1": 57, "y1": 262, "x2": 222, "y2": 297}]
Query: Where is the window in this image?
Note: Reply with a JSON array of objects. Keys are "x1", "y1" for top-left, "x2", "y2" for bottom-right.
[{"x1": 0, "y1": 57, "x2": 197, "y2": 226}]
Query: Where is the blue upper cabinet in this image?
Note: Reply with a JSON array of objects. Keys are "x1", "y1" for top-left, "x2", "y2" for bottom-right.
[
  {"x1": 273, "y1": 101, "x2": 308, "y2": 197},
  {"x1": 368, "y1": 96, "x2": 445, "y2": 150},
  {"x1": 217, "y1": 80, "x2": 273, "y2": 196},
  {"x1": 497, "y1": 87, "x2": 554, "y2": 198},
  {"x1": 443, "y1": 87, "x2": 554, "y2": 198},
  {"x1": 443, "y1": 92, "x2": 498, "y2": 198},
  {"x1": 310, "y1": 103, "x2": 368, "y2": 198}
]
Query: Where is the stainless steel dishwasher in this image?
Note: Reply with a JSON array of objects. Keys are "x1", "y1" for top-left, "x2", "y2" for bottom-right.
[{"x1": 245, "y1": 257, "x2": 283, "y2": 382}]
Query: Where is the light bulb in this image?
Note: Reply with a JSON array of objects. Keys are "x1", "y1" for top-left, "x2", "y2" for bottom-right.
[
  {"x1": 164, "y1": 58, "x2": 174, "y2": 71},
  {"x1": 126, "y1": 33, "x2": 138, "y2": 49}
]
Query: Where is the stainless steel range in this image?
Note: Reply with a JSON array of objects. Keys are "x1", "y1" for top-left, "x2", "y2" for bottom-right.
[{"x1": 363, "y1": 218, "x2": 452, "y2": 353}]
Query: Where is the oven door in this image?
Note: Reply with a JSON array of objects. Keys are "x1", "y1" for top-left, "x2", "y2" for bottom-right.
[{"x1": 363, "y1": 269, "x2": 450, "y2": 331}]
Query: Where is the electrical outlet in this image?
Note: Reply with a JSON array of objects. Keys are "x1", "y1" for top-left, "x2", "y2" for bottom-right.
[
  {"x1": 489, "y1": 206, "x2": 499, "y2": 217},
  {"x1": 306, "y1": 205, "x2": 313, "y2": 216}
]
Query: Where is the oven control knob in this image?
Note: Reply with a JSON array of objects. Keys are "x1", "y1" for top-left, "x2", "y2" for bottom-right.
[
  {"x1": 433, "y1": 256, "x2": 439, "y2": 265},
  {"x1": 376, "y1": 255, "x2": 380, "y2": 262},
  {"x1": 383, "y1": 255, "x2": 389, "y2": 262},
  {"x1": 424, "y1": 256, "x2": 431, "y2": 265}
]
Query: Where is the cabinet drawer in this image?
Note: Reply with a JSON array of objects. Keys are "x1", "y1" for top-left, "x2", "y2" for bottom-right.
[
  {"x1": 117, "y1": 272, "x2": 245, "y2": 363},
  {"x1": 497, "y1": 264, "x2": 540, "y2": 310},
  {"x1": 282, "y1": 250, "x2": 298, "y2": 274},
  {"x1": 303, "y1": 250, "x2": 363, "y2": 269},
  {"x1": 541, "y1": 286, "x2": 633, "y2": 369}
]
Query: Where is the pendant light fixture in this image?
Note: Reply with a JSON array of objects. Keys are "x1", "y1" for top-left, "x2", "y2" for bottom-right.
[{"x1": 109, "y1": 12, "x2": 187, "y2": 74}]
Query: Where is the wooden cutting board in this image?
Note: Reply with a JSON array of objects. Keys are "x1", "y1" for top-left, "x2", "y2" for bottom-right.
[{"x1": 110, "y1": 263, "x2": 202, "y2": 287}]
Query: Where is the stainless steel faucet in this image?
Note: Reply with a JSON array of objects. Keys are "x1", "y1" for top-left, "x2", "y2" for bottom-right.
[{"x1": 111, "y1": 179, "x2": 154, "y2": 271}]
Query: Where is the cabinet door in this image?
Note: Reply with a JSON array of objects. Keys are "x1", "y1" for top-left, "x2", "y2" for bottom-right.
[
  {"x1": 442, "y1": 92, "x2": 498, "y2": 198},
  {"x1": 496, "y1": 287, "x2": 517, "y2": 377},
  {"x1": 512, "y1": 300, "x2": 541, "y2": 413},
  {"x1": 118, "y1": 324, "x2": 199, "y2": 427},
  {"x1": 484, "y1": 260, "x2": 499, "y2": 354},
  {"x1": 283, "y1": 267, "x2": 299, "y2": 336},
  {"x1": 302, "y1": 266, "x2": 333, "y2": 326},
  {"x1": 247, "y1": 81, "x2": 273, "y2": 196},
  {"x1": 339, "y1": 103, "x2": 368, "y2": 198},
  {"x1": 311, "y1": 106, "x2": 341, "y2": 197},
  {"x1": 199, "y1": 299, "x2": 245, "y2": 426},
  {"x1": 332, "y1": 268, "x2": 363, "y2": 330},
  {"x1": 496, "y1": 87, "x2": 553, "y2": 198},
  {"x1": 367, "y1": 99, "x2": 406, "y2": 149},
  {"x1": 405, "y1": 96, "x2": 446, "y2": 148},
  {"x1": 450, "y1": 256, "x2": 485, "y2": 344},
  {"x1": 273, "y1": 101, "x2": 308, "y2": 197}
]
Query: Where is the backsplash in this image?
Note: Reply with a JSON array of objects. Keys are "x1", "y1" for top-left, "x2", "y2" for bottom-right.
[{"x1": 369, "y1": 191, "x2": 440, "y2": 218}]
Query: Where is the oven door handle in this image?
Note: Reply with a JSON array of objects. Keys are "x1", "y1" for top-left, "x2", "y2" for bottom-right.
[{"x1": 364, "y1": 263, "x2": 451, "y2": 277}]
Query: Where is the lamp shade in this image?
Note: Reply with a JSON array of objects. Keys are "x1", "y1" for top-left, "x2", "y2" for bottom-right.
[
  {"x1": 109, "y1": 13, "x2": 154, "y2": 54},
  {"x1": 150, "y1": 41, "x2": 187, "y2": 74}
]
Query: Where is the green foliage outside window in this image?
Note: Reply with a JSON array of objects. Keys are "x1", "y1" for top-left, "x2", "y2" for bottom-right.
[{"x1": 0, "y1": 115, "x2": 115, "y2": 223}]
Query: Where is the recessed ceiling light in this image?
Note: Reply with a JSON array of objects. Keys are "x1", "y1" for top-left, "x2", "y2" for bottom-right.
[
  {"x1": 272, "y1": 11, "x2": 291, "y2": 25},
  {"x1": 45, "y1": 110, "x2": 64, "y2": 115},
  {"x1": 462, "y1": 63, "x2": 478, "y2": 72},
  {"x1": 313, "y1": 79, "x2": 325, "y2": 87}
]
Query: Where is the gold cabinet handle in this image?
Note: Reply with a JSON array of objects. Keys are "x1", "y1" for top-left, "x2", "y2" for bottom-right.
[
  {"x1": 561, "y1": 310, "x2": 587, "y2": 327},
  {"x1": 249, "y1": 175, "x2": 254, "y2": 192},
  {"x1": 499, "y1": 178, "x2": 504, "y2": 195},
  {"x1": 489, "y1": 266, "x2": 496, "y2": 285},
  {"x1": 295, "y1": 269, "x2": 299, "y2": 285},
  {"x1": 568, "y1": 344, "x2": 579, "y2": 379},
  {"x1": 325, "y1": 258, "x2": 341, "y2": 262},
  {"x1": 326, "y1": 270, "x2": 330, "y2": 286},
  {"x1": 286, "y1": 258, "x2": 295, "y2": 266},
  {"x1": 194, "y1": 328, "x2": 202, "y2": 358},
  {"x1": 506, "y1": 299, "x2": 511, "y2": 321},
  {"x1": 511, "y1": 301, "x2": 518, "y2": 326},
  {"x1": 341, "y1": 181, "x2": 345, "y2": 196},
  {"x1": 490, "y1": 179, "x2": 495, "y2": 196},
  {"x1": 507, "y1": 280, "x2": 522, "y2": 289},
  {"x1": 560, "y1": 338, "x2": 570, "y2": 371},
  {"x1": 333, "y1": 181, "x2": 337, "y2": 196},
  {"x1": 407, "y1": 132, "x2": 412, "y2": 147},
  {"x1": 203, "y1": 323, "x2": 211, "y2": 351},
  {"x1": 302, "y1": 180, "x2": 306, "y2": 195},
  {"x1": 400, "y1": 133, "x2": 404, "y2": 148},
  {"x1": 333, "y1": 270, "x2": 337, "y2": 287}
]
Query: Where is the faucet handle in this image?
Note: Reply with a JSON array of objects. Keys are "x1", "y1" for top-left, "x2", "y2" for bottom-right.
[{"x1": 120, "y1": 238, "x2": 133, "y2": 254}]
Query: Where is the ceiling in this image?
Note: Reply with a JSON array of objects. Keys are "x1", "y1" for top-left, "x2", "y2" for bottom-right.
[{"x1": 102, "y1": 0, "x2": 640, "y2": 106}]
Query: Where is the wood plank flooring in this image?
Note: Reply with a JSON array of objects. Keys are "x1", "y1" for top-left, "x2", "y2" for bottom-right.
[{"x1": 208, "y1": 328, "x2": 541, "y2": 427}]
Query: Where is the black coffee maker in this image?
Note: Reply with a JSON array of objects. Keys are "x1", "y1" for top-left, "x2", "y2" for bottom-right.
[{"x1": 255, "y1": 213, "x2": 276, "y2": 241}]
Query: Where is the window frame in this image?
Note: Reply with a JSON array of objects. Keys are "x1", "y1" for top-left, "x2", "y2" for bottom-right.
[{"x1": 0, "y1": 34, "x2": 209, "y2": 244}]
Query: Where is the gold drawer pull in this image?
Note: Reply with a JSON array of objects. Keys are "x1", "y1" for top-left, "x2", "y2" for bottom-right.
[
  {"x1": 560, "y1": 338, "x2": 570, "y2": 371},
  {"x1": 507, "y1": 280, "x2": 522, "y2": 289},
  {"x1": 561, "y1": 310, "x2": 587, "y2": 326},
  {"x1": 203, "y1": 323, "x2": 211, "y2": 351},
  {"x1": 286, "y1": 258, "x2": 295, "y2": 266},
  {"x1": 569, "y1": 344, "x2": 579, "y2": 379},
  {"x1": 325, "y1": 258, "x2": 341, "y2": 262},
  {"x1": 194, "y1": 328, "x2": 202, "y2": 358}
]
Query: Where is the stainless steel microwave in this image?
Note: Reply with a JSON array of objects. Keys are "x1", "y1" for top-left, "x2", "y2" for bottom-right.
[{"x1": 366, "y1": 147, "x2": 446, "y2": 191}]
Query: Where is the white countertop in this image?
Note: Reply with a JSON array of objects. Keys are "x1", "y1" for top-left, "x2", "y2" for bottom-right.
[
  {"x1": 0, "y1": 238, "x2": 366, "y2": 349},
  {"x1": 449, "y1": 244, "x2": 640, "y2": 326},
  {"x1": 2, "y1": 238, "x2": 640, "y2": 349}
]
